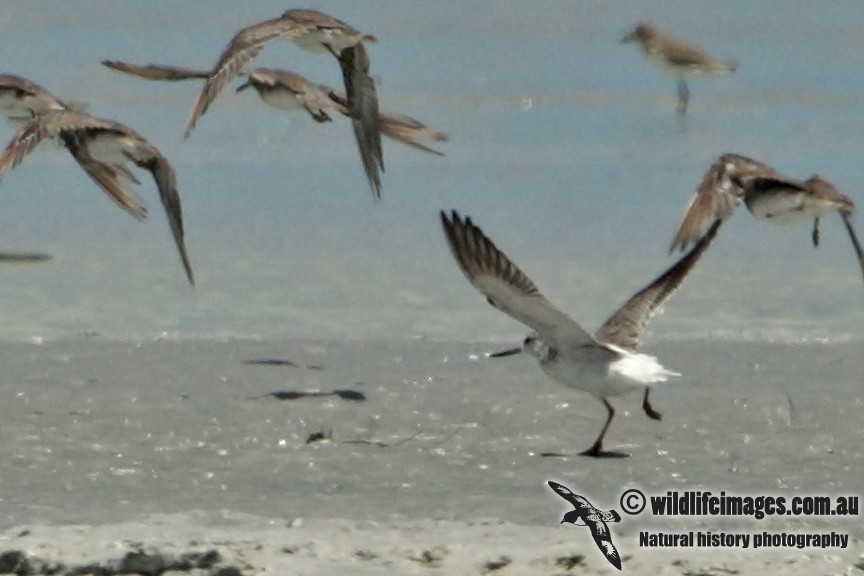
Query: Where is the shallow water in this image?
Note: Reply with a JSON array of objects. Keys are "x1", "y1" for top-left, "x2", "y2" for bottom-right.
[{"x1": 0, "y1": 338, "x2": 861, "y2": 535}]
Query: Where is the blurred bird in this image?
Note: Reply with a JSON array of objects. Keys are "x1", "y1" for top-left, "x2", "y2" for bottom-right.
[
  {"x1": 103, "y1": 61, "x2": 447, "y2": 156},
  {"x1": 0, "y1": 109, "x2": 194, "y2": 285},
  {"x1": 670, "y1": 153, "x2": 864, "y2": 282},
  {"x1": 622, "y1": 22, "x2": 736, "y2": 114}
]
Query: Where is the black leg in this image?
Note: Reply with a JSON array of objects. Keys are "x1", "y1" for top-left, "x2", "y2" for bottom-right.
[
  {"x1": 580, "y1": 399, "x2": 628, "y2": 458},
  {"x1": 676, "y1": 78, "x2": 690, "y2": 114},
  {"x1": 642, "y1": 388, "x2": 662, "y2": 421},
  {"x1": 811, "y1": 217, "x2": 820, "y2": 247}
]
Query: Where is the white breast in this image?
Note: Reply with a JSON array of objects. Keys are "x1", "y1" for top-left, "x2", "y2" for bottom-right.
[
  {"x1": 259, "y1": 90, "x2": 305, "y2": 112},
  {"x1": 747, "y1": 191, "x2": 836, "y2": 223}
]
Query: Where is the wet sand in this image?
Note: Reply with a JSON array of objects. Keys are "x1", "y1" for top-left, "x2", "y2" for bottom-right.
[{"x1": 0, "y1": 338, "x2": 860, "y2": 572}]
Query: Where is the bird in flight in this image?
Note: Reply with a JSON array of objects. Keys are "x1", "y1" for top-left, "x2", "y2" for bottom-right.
[
  {"x1": 165, "y1": 9, "x2": 383, "y2": 197},
  {"x1": 102, "y1": 61, "x2": 447, "y2": 156},
  {"x1": 547, "y1": 481, "x2": 622, "y2": 570},
  {"x1": 440, "y1": 210, "x2": 721, "y2": 457},
  {"x1": 670, "y1": 153, "x2": 864, "y2": 282},
  {"x1": 0, "y1": 109, "x2": 194, "y2": 285}
]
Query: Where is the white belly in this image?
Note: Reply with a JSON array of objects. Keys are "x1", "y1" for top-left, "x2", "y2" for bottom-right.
[
  {"x1": 260, "y1": 90, "x2": 305, "y2": 112},
  {"x1": 539, "y1": 347, "x2": 675, "y2": 399},
  {"x1": 747, "y1": 191, "x2": 837, "y2": 223}
]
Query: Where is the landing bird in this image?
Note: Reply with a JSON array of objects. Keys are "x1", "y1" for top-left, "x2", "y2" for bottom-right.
[
  {"x1": 440, "y1": 210, "x2": 721, "y2": 457},
  {"x1": 103, "y1": 62, "x2": 447, "y2": 156},
  {"x1": 621, "y1": 22, "x2": 736, "y2": 114},
  {"x1": 547, "y1": 481, "x2": 621, "y2": 570},
  {"x1": 670, "y1": 153, "x2": 864, "y2": 282},
  {"x1": 0, "y1": 110, "x2": 194, "y2": 285}
]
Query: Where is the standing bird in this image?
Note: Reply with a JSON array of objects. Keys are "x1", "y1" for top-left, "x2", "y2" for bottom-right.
[
  {"x1": 547, "y1": 481, "x2": 622, "y2": 570},
  {"x1": 621, "y1": 22, "x2": 736, "y2": 114},
  {"x1": 670, "y1": 153, "x2": 864, "y2": 282},
  {"x1": 440, "y1": 210, "x2": 721, "y2": 457},
  {"x1": 0, "y1": 110, "x2": 194, "y2": 285},
  {"x1": 103, "y1": 62, "x2": 447, "y2": 155}
]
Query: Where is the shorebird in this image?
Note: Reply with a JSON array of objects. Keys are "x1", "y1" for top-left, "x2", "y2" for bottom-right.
[
  {"x1": 105, "y1": 9, "x2": 382, "y2": 195},
  {"x1": 0, "y1": 109, "x2": 194, "y2": 285},
  {"x1": 621, "y1": 22, "x2": 736, "y2": 114},
  {"x1": 548, "y1": 481, "x2": 621, "y2": 570},
  {"x1": 103, "y1": 62, "x2": 447, "y2": 156},
  {"x1": 440, "y1": 210, "x2": 721, "y2": 457},
  {"x1": 167, "y1": 8, "x2": 383, "y2": 196},
  {"x1": 670, "y1": 153, "x2": 864, "y2": 282},
  {"x1": 238, "y1": 67, "x2": 446, "y2": 157}
]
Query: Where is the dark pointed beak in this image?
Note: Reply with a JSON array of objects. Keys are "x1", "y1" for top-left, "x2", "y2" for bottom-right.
[
  {"x1": 235, "y1": 80, "x2": 252, "y2": 93},
  {"x1": 488, "y1": 347, "x2": 521, "y2": 358}
]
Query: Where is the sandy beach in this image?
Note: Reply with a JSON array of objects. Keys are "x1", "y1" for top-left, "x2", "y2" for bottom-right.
[{"x1": 0, "y1": 338, "x2": 861, "y2": 574}]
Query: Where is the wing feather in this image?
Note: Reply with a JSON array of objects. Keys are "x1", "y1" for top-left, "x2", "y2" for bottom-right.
[
  {"x1": 184, "y1": 17, "x2": 313, "y2": 138},
  {"x1": 102, "y1": 60, "x2": 210, "y2": 81},
  {"x1": 596, "y1": 218, "x2": 722, "y2": 350},
  {"x1": 441, "y1": 211, "x2": 597, "y2": 348},
  {"x1": 336, "y1": 44, "x2": 383, "y2": 198}
]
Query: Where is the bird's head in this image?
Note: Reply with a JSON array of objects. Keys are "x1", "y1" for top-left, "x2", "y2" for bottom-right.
[
  {"x1": 621, "y1": 23, "x2": 655, "y2": 45},
  {"x1": 561, "y1": 510, "x2": 586, "y2": 526},
  {"x1": 488, "y1": 333, "x2": 545, "y2": 360}
]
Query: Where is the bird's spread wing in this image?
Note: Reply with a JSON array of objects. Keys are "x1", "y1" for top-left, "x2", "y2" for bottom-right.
[
  {"x1": 587, "y1": 519, "x2": 622, "y2": 570},
  {"x1": 336, "y1": 44, "x2": 383, "y2": 198},
  {"x1": 102, "y1": 60, "x2": 210, "y2": 81},
  {"x1": 840, "y1": 213, "x2": 864, "y2": 282},
  {"x1": 184, "y1": 16, "x2": 315, "y2": 138},
  {"x1": 379, "y1": 111, "x2": 447, "y2": 156},
  {"x1": 67, "y1": 145, "x2": 148, "y2": 220},
  {"x1": 148, "y1": 154, "x2": 194, "y2": 286},
  {"x1": 1, "y1": 108, "x2": 147, "y2": 219},
  {"x1": 596, "y1": 218, "x2": 722, "y2": 350},
  {"x1": 547, "y1": 481, "x2": 596, "y2": 512},
  {"x1": 441, "y1": 211, "x2": 597, "y2": 349},
  {"x1": 669, "y1": 158, "x2": 739, "y2": 252},
  {"x1": 0, "y1": 110, "x2": 117, "y2": 179}
]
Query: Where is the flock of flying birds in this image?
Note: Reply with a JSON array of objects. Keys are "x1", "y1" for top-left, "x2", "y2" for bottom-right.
[
  {"x1": 0, "y1": 11, "x2": 861, "y2": 458},
  {"x1": 0, "y1": 8, "x2": 448, "y2": 285}
]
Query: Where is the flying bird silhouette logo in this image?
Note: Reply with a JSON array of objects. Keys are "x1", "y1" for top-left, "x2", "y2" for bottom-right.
[{"x1": 548, "y1": 481, "x2": 622, "y2": 570}]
